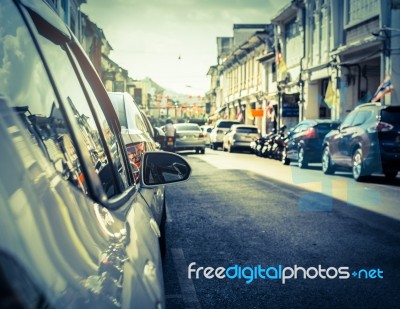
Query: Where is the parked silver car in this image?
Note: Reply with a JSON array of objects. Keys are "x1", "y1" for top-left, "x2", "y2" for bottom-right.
[
  {"x1": 0, "y1": 1, "x2": 191, "y2": 307},
  {"x1": 210, "y1": 120, "x2": 241, "y2": 150},
  {"x1": 108, "y1": 91, "x2": 170, "y2": 255},
  {"x1": 108, "y1": 92, "x2": 158, "y2": 169},
  {"x1": 200, "y1": 125, "x2": 213, "y2": 146},
  {"x1": 223, "y1": 124, "x2": 260, "y2": 152},
  {"x1": 174, "y1": 123, "x2": 206, "y2": 154}
]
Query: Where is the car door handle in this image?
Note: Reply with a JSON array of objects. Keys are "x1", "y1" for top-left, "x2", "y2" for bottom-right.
[{"x1": 144, "y1": 260, "x2": 157, "y2": 278}]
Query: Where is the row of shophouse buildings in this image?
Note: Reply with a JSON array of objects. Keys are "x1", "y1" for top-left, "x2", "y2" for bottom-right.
[
  {"x1": 205, "y1": 0, "x2": 400, "y2": 134},
  {"x1": 45, "y1": 0, "x2": 400, "y2": 133}
]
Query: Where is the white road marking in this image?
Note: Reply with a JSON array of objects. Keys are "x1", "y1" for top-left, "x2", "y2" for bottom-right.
[
  {"x1": 170, "y1": 248, "x2": 201, "y2": 309},
  {"x1": 166, "y1": 204, "x2": 173, "y2": 222}
]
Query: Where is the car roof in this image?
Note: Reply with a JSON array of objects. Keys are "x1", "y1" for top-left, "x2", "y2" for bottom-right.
[
  {"x1": 175, "y1": 123, "x2": 200, "y2": 127},
  {"x1": 231, "y1": 124, "x2": 258, "y2": 128},
  {"x1": 299, "y1": 119, "x2": 338, "y2": 125},
  {"x1": 217, "y1": 120, "x2": 240, "y2": 123},
  {"x1": 354, "y1": 102, "x2": 382, "y2": 110}
]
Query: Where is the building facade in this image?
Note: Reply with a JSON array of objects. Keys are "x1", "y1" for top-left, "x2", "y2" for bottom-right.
[
  {"x1": 209, "y1": 24, "x2": 275, "y2": 132},
  {"x1": 268, "y1": 0, "x2": 399, "y2": 130},
  {"x1": 206, "y1": 0, "x2": 400, "y2": 134},
  {"x1": 44, "y1": 0, "x2": 86, "y2": 40}
]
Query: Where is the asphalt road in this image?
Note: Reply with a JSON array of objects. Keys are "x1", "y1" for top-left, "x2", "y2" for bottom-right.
[{"x1": 163, "y1": 149, "x2": 400, "y2": 309}]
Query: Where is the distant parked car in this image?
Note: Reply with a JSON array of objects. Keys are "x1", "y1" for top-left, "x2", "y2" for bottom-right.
[
  {"x1": 210, "y1": 120, "x2": 241, "y2": 150},
  {"x1": 200, "y1": 125, "x2": 213, "y2": 146},
  {"x1": 283, "y1": 119, "x2": 339, "y2": 168},
  {"x1": 174, "y1": 123, "x2": 206, "y2": 154},
  {"x1": 322, "y1": 103, "x2": 400, "y2": 181},
  {"x1": 222, "y1": 125, "x2": 260, "y2": 153}
]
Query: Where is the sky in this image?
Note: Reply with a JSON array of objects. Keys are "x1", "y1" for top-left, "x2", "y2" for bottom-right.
[{"x1": 81, "y1": 0, "x2": 289, "y2": 96}]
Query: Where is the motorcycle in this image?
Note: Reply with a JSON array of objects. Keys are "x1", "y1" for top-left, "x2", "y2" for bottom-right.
[
  {"x1": 253, "y1": 134, "x2": 272, "y2": 156},
  {"x1": 261, "y1": 132, "x2": 279, "y2": 158},
  {"x1": 271, "y1": 126, "x2": 287, "y2": 160},
  {"x1": 261, "y1": 126, "x2": 286, "y2": 159},
  {"x1": 164, "y1": 136, "x2": 175, "y2": 152}
]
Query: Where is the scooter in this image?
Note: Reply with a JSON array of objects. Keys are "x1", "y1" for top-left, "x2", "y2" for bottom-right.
[
  {"x1": 164, "y1": 136, "x2": 175, "y2": 152},
  {"x1": 254, "y1": 135, "x2": 270, "y2": 156},
  {"x1": 271, "y1": 126, "x2": 287, "y2": 160}
]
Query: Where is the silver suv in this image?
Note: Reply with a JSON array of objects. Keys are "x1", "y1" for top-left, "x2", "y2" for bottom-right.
[
  {"x1": 0, "y1": 1, "x2": 191, "y2": 307},
  {"x1": 210, "y1": 120, "x2": 241, "y2": 150}
]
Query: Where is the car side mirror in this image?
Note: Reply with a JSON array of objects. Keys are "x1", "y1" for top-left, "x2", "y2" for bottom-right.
[{"x1": 140, "y1": 152, "x2": 191, "y2": 187}]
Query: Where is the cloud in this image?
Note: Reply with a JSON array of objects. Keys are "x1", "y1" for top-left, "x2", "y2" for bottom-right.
[{"x1": 82, "y1": 0, "x2": 290, "y2": 93}]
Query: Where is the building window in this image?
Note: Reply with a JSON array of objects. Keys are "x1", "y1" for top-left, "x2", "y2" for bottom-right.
[
  {"x1": 346, "y1": 0, "x2": 379, "y2": 26},
  {"x1": 114, "y1": 81, "x2": 124, "y2": 92},
  {"x1": 285, "y1": 18, "x2": 300, "y2": 40},
  {"x1": 320, "y1": 78, "x2": 331, "y2": 119},
  {"x1": 272, "y1": 62, "x2": 276, "y2": 82},
  {"x1": 134, "y1": 88, "x2": 143, "y2": 106}
]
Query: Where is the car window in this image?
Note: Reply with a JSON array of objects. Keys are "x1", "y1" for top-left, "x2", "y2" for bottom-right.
[
  {"x1": 0, "y1": 2, "x2": 89, "y2": 194},
  {"x1": 108, "y1": 93, "x2": 128, "y2": 128},
  {"x1": 69, "y1": 49, "x2": 131, "y2": 190},
  {"x1": 293, "y1": 123, "x2": 307, "y2": 133},
  {"x1": 380, "y1": 109, "x2": 400, "y2": 125},
  {"x1": 176, "y1": 124, "x2": 201, "y2": 131},
  {"x1": 124, "y1": 93, "x2": 148, "y2": 133},
  {"x1": 352, "y1": 110, "x2": 374, "y2": 126},
  {"x1": 340, "y1": 111, "x2": 357, "y2": 128},
  {"x1": 292, "y1": 124, "x2": 302, "y2": 133},
  {"x1": 236, "y1": 127, "x2": 258, "y2": 134},
  {"x1": 34, "y1": 18, "x2": 127, "y2": 196},
  {"x1": 217, "y1": 121, "x2": 239, "y2": 128},
  {"x1": 140, "y1": 110, "x2": 155, "y2": 138},
  {"x1": 301, "y1": 124, "x2": 311, "y2": 132},
  {"x1": 316, "y1": 123, "x2": 334, "y2": 134}
]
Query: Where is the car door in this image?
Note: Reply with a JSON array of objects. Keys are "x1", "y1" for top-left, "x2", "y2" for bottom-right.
[
  {"x1": 64, "y1": 28, "x2": 166, "y2": 309},
  {"x1": 331, "y1": 111, "x2": 357, "y2": 165},
  {"x1": 287, "y1": 123, "x2": 306, "y2": 159},
  {"x1": 0, "y1": 2, "x2": 165, "y2": 307},
  {"x1": 338, "y1": 111, "x2": 372, "y2": 166}
]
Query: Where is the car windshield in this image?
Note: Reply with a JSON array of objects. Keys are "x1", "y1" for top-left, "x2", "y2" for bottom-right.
[
  {"x1": 176, "y1": 124, "x2": 201, "y2": 132},
  {"x1": 236, "y1": 127, "x2": 258, "y2": 134},
  {"x1": 218, "y1": 121, "x2": 239, "y2": 128},
  {"x1": 108, "y1": 93, "x2": 128, "y2": 127},
  {"x1": 316, "y1": 123, "x2": 334, "y2": 134}
]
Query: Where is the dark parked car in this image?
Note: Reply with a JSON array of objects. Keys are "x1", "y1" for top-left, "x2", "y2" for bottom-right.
[
  {"x1": 283, "y1": 119, "x2": 339, "y2": 168},
  {"x1": 0, "y1": 1, "x2": 191, "y2": 307},
  {"x1": 322, "y1": 102, "x2": 400, "y2": 181}
]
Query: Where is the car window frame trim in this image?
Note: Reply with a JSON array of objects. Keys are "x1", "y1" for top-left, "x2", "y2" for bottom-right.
[
  {"x1": 67, "y1": 38, "x2": 141, "y2": 209},
  {"x1": 17, "y1": 3, "x2": 108, "y2": 203}
]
